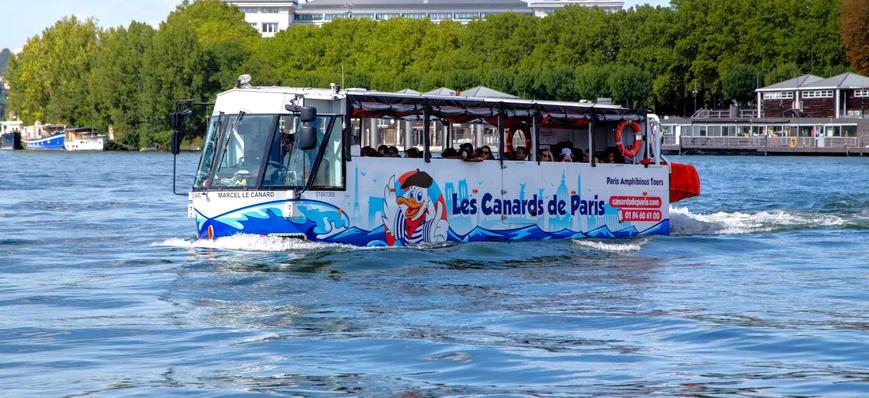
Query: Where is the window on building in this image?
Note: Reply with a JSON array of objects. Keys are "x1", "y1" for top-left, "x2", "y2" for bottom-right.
[
  {"x1": 325, "y1": 14, "x2": 346, "y2": 20},
  {"x1": 454, "y1": 12, "x2": 479, "y2": 19},
  {"x1": 262, "y1": 23, "x2": 279, "y2": 33},
  {"x1": 403, "y1": 13, "x2": 426, "y2": 19},
  {"x1": 249, "y1": 22, "x2": 258, "y2": 29},
  {"x1": 238, "y1": 7, "x2": 258, "y2": 13},
  {"x1": 351, "y1": 13, "x2": 374, "y2": 19},
  {"x1": 802, "y1": 90, "x2": 834, "y2": 99},
  {"x1": 262, "y1": 7, "x2": 281, "y2": 13},
  {"x1": 481, "y1": 12, "x2": 500, "y2": 18},
  {"x1": 763, "y1": 92, "x2": 794, "y2": 100},
  {"x1": 295, "y1": 14, "x2": 322, "y2": 21},
  {"x1": 429, "y1": 13, "x2": 452, "y2": 20},
  {"x1": 377, "y1": 13, "x2": 400, "y2": 20},
  {"x1": 854, "y1": 89, "x2": 869, "y2": 98}
]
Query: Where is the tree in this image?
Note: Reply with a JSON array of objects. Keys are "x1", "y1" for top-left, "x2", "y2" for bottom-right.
[
  {"x1": 513, "y1": 70, "x2": 543, "y2": 99},
  {"x1": 838, "y1": 0, "x2": 869, "y2": 75},
  {"x1": 765, "y1": 62, "x2": 801, "y2": 86},
  {"x1": 0, "y1": 48, "x2": 10, "y2": 75},
  {"x1": 723, "y1": 65, "x2": 760, "y2": 106},
  {"x1": 608, "y1": 65, "x2": 652, "y2": 107},
  {"x1": 574, "y1": 64, "x2": 611, "y2": 101},
  {"x1": 446, "y1": 70, "x2": 480, "y2": 91},
  {"x1": 91, "y1": 22, "x2": 156, "y2": 146},
  {"x1": 4, "y1": 16, "x2": 100, "y2": 126},
  {"x1": 484, "y1": 69, "x2": 513, "y2": 94},
  {"x1": 138, "y1": 0, "x2": 258, "y2": 147}
]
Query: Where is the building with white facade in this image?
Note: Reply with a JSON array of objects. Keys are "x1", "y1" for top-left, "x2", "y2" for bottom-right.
[{"x1": 225, "y1": 0, "x2": 623, "y2": 36}]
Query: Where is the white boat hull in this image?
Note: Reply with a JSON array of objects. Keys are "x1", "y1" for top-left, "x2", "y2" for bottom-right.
[{"x1": 65, "y1": 136, "x2": 107, "y2": 151}]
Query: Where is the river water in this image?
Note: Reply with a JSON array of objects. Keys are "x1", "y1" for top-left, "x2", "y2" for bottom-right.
[{"x1": 1, "y1": 151, "x2": 868, "y2": 397}]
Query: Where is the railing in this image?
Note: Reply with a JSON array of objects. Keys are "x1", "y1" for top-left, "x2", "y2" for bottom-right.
[
  {"x1": 689, "y1": 108, "x2": 758, "y2": 118},
  {"x1": 680, "y1": 136, "x2": 861, "y2": 149},
  {"x1": 662, "y1": 136, "x2": 678, "y2": 146}
]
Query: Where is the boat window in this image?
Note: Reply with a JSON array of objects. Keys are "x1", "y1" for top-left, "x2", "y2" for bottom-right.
[
  {"x1": 211, "y1": 114, "x2": 274, "y2": 188},
  {"x1": 312, "y1": 116, "x2": 344, "y2": 189},
  {"x1": 194, "y1": 115, "x2": 222, "y2": 189},
  {"x1": 262, "y1": 114, "x2": 334, "y2": 188}
]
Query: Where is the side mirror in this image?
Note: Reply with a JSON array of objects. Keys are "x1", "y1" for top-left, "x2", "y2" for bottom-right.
[
  {"x1": 299, "y1": 125, "x2": 317, "y2": 150},
  {"x1": 170, "y1": 130, "x2": 183, "y2": 155},
  {"x1": 299, "y1": 106, "x2": 317, "y2": 123},
  {"x1": 170, "y1": 112, "x2": 185, "y2": 130}
]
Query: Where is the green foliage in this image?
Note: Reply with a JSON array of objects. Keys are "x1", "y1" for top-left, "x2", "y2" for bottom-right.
[
  {"x1": 91, "y1": 22, "x2": 156, "y2": 146},
  {"x1": 574, "y1": 64, "x2": 612, "y2": 101},
  {"x1": 5, "y1": 16, "x2": 100, "y2": 126},
  {"x1": 608, "y1": 65, "x2": 652, "y2": 107},
  {"x1": 765, "y1": 62, "x2": 802, "y2": 86},
  {"x1": 513, "y1": 70, "x2": 544, "y2": 99},
  {"x1": 723, "y1": 65, "x2": 761, "y2": 106},
  {"x1": 484, "y1": 70, "x2": 513, "y2": 94},
  {"x1": 446, "y1": 70, "x2": 480, "y2": 91},
  {"x1": 0, "y1": 48, "x2": 10, "y2": 75}
]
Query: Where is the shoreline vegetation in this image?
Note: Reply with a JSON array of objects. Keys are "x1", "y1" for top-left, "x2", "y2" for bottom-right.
[{"x1": 3, "y1": 0, "x2": 866, "y2": 150}]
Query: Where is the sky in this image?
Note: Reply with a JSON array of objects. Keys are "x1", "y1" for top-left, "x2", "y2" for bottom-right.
[{"x1": 0, "y1": 0, "x2": 671, "y2": 53}]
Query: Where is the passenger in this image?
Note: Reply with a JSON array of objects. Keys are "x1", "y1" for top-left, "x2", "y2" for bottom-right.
[
  {"x1": 361, "y1": 146, "x2": 374, "y2": 157},
  {"x1": 478, "y1": 146, "x2": 495, "y2": 160},
  {"x1": 513, "y1": 146, "x2": 528, "y2": 161},
  {"x1": 501, "y1": 151, "x2": 514, "y2": 160},
  {"x1": 560, "y1": 148, "x2": 573, "y2": 162},
  {"x1": 405, "y1": 147, "x2": 420, "y2": 158},
  {"x1": 539, "y1": 149, "x2": 553, "y2": 162},
  {"x1": 460, "y1": 143, "x2": 474, "y2": 156},
  {"x1": 441, "y1": 148, "x2": 458, "y2": 159},
  {"x1": 387, "y1": 146, "x2": 400, "y2": 158},
  {"x1": 458, "y1": 148, "x2": 474, "y2": 160},
  {"x1": 581, "y1": 150, "x2": 590, "y2": 162},
  {"x1": 606, "y1": 152, "x2": 616, "y2": 164},
  {"x1": 378, "y1": 145, "x2": 388, "y2": 157}
]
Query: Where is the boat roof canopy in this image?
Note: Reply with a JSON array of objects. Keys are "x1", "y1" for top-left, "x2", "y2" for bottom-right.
[
  {"x1": 347, "y1": 92, "x2": 647, "y2": 128},
  {"x1": 212, "y1": 86, "x2": 648, "y2": 127}
]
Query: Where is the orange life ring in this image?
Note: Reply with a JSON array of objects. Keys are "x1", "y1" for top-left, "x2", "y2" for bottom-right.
[
  {"x1": 504, "y1": 127, "x2": 532, "y2": 153},
  {"x1": 615, "y1": 120, "x2": 643, "y2": 158}
]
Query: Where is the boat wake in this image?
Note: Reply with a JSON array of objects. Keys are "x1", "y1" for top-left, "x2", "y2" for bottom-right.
[
  {"x1": 155, "y1": 234, "x2": 357, "y2": 252},
  {"x1": 572, "y1": 236, "x2": 652, "y2": 252},
  {"x1": 670, "y1": 206, "x2": 852, "y2": 235}
]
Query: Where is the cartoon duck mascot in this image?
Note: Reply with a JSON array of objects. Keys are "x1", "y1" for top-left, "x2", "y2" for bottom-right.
[{"x1": 383, "y1": 170, "x2": 449, "y2": 246}]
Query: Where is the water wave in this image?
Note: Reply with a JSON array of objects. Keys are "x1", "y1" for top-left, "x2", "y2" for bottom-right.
[
  {"x1": 670, "y1": 206, "x2": 849, "y2": 235},
  {"x1": 154, "y1": 234, "x2": 356, "y2": 252},
  {"x1": 573, "y1": 236, "x2": 652, "y2": 252}
]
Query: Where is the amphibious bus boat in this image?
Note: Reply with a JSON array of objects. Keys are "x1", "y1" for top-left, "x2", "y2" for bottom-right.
[{"x1": 170, "y1": 78, "x2": 700, "y2": 247}]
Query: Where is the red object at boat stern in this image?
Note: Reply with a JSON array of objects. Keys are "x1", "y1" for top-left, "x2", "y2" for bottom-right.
[{"x1": 670, "y1": 162, "x2": 700, "y2": 203}]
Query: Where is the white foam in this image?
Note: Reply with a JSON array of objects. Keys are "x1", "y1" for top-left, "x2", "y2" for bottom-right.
[
  {"x1": 154, "y1": 234, "x2": 355, "y2": 252},
  {"x1": 573, "y1": 237, "x2": 652, "y2": 252},
  {"x1": 670, "y1": 206, "x2": 845, "y2": 236}
]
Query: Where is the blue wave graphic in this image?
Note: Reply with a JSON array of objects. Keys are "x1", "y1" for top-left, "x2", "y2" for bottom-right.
[{"x1": 197, "y1": 199, "x2": 670, "y2": 246}]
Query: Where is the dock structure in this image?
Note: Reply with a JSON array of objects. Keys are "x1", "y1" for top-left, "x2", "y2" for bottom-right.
[{"x1": 660, "y1": 72, "x2": 869, "y2": 156}]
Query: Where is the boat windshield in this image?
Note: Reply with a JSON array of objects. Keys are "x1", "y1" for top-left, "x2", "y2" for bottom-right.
[
  {"x1": 262, "y1": 114, "x2": 334, "y2": 188},
  {"x1": 210, "y1": 114, "x2": 275, "y2": 188},
  {"x1": 194, "y1": 115, "x2": 222, "y2": 189},
  {"x1": 200, "y1": 113, "x2": 335, "y2": 189}
]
